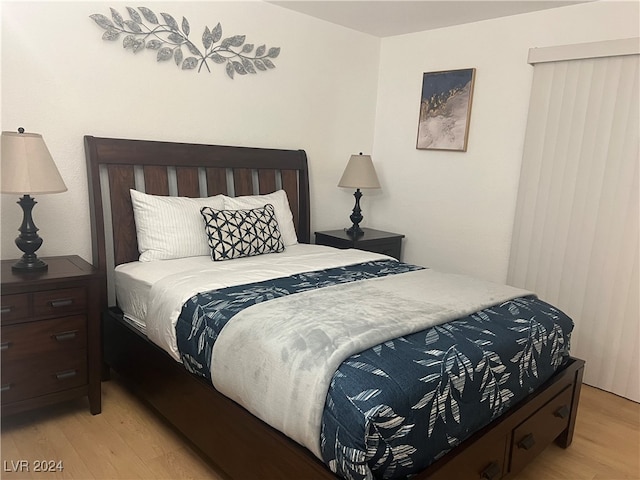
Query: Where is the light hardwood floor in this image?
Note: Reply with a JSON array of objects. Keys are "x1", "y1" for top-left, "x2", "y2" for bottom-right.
[{"x1": 1, "y1": 379, "x2": 638, "y2": 479}]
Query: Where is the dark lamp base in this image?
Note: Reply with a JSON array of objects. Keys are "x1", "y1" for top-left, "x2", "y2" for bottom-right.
[
  {"x1": 345, "y1": 188, "x2": 365, "y2": 238},
  {"x1": 12, "y1": 194, "x2": 48, "y2": 273},
  {"x1": 12, "y1": 256, "x2": 48, "y2": 272},
  {"x1": 345, "y1": 225, "x2": 365, "y2": 237}
]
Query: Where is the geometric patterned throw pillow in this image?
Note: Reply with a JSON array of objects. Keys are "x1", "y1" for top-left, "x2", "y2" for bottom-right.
[{"x1": 200, "y1": 204, "x2": 285, "y2": 261}]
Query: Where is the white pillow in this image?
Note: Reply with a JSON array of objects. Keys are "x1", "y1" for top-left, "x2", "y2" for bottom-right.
[
  {"x1": 223, "y1": 190, "x2": 298, "y2": 246},
  {"x1": 130, "y1": 189, "x2": 225, "y2": 261}
]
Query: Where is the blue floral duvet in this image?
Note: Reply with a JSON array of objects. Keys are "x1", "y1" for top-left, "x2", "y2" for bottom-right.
[{"x1": 175, "y1": 260, "x2": 573, "y2": 479}]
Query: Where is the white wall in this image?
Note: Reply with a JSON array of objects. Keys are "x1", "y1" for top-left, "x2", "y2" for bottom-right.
[
  {"x1": 3, "y1": 1, "x2": 638, "y2": 279},
  {"x1": 0, "y1": 1, "x2": 380, "y2": 263},
  {"x1": 371, "y1": 0, "x2": 639, "y2": 282}
]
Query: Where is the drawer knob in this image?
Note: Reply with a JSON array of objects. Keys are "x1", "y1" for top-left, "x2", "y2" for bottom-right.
[
  {"x1": 480, "y1": 461, "x2": 501, "y2": 480},
  {"x1": 554, "y1": 405, "x2": 570, "y2": 419},
  {"x1": 55, "y1": 369, "x2": 78, "y2": 381},
  {"x1": 1, "y1": 384, "x2": 11, "y2": 392},
  {"x1": 53, "y1": 330, "x2": 79, "y2": 342},
  {"x1": 50, "y1": 298, "x2": 74, "y2": 308},
  {"x1": 1, "y1": 306, "x2": 12, "y2": 314},
  {"x1": 0, "y1": 342, "x2": 10, "y2": 351},
  {"x1": 517, "y1": 433, "x2": 536, "y2": 450}
]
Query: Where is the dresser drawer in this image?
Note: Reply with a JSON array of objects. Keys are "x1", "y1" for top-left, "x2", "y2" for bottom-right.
[
  {"x1": 1, "y1": 315, "x2": 86, "y2": 361},
  {"x1": 510, "y1": 385, "x2": 573, "y2": 473},
  {"x1": 1, "y1": 294, "x2": 29, "y2": 324},
  {"x1": 33, "y1": 287, "x2": 87, "y2": 318},
  {"x1": 1, "y1": 349, "x2": 87, "y2": 404}
]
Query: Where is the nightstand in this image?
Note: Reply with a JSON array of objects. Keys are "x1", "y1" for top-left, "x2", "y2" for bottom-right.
[
  {"x1": 315, "y1": 228, "x2": 405, "y2": 260},
  {"x1": 1, "y1": 255, "x2": 102, "y2": 416}
]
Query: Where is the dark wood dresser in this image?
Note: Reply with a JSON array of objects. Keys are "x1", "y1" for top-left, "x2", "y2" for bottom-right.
[{"x1": 1, "y1": 255, "x2": 102, "y2": 416}]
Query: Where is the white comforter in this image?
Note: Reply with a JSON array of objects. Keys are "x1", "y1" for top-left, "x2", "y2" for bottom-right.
[{"x1": 116, "y1": 245, "x2": 531, "y2": 458}]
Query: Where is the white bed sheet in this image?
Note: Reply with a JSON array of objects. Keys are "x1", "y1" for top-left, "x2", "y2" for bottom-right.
[
  {"x1": 115, "y1": 255, "x2": 219, "y2": 331},
  {"x1": 114, "y1": 244, "x2": 391, "y2": 359}
]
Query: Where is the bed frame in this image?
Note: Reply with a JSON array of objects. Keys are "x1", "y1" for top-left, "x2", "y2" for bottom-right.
[{"x1": 85, "y1": 135, "x2": 585, "y2": 480}]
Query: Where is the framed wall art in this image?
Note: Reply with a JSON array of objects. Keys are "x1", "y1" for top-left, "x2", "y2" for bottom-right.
[{"x1": 416, "y1": 68, "x2": 476, "y2": 151}]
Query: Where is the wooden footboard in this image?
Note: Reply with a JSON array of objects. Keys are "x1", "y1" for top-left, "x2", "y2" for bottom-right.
[{"x1": 103, "y1": 307, "x2": 584, "y2": 480}]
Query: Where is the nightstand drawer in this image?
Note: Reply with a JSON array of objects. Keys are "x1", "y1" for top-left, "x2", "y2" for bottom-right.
[
  {"x1": 1, "y1": 294, "x2": 29, "y2": 324},
  {"x1": 1, "y1": 350, "x2": 87, "y2": 404},
  {"x1": 33, "y1": 287, "x2": 87, "y2": 317},
  {"x1": 2, "y1": 315, "x2": 86, "y2": 361}
]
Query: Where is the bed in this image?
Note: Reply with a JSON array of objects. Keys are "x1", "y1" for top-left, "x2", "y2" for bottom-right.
[{"x1": 85, "y1": 135, "x2": 585, "y2": 480}]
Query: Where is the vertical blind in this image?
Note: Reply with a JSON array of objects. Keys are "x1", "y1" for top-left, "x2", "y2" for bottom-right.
[{"x1": 508, "y1": 41, "x2": 639, "y2": 402}]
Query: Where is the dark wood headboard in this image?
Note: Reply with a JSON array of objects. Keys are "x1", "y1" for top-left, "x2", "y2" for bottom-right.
[{"x1": 84, "y1": 135, "x2": 310, "y2": 304}]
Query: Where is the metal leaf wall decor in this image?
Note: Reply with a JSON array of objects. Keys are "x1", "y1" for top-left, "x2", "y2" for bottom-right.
[{"x1": 90, "y1": 7, "x2": 280, "y2": 79}]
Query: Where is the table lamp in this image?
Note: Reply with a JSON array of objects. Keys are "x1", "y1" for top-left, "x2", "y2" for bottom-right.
[
  {"x1": 1, "y1": 128, "x2": 67, "y2": 272},
  {"x1": 338, "y1": 153, "x2": 380, "y2": 237}
]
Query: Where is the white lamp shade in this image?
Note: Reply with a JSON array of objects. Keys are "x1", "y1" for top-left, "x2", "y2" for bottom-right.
[
  {"x1": 1, "y1": 131, "x2": 67, "y2": 194},
  {"x1": 338, "y1": 154, "x2": 381, "y2": 189}
]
